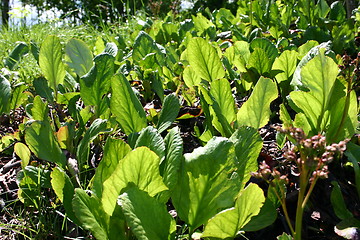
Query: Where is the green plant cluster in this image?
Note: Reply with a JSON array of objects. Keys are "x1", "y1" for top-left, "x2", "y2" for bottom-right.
[{"x1": 0, "y1": 0, "x2": 359, "y2": 239}]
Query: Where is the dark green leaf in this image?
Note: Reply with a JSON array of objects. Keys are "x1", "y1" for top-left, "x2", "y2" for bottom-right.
[
  {"x1": 119, "y1": 186, "x2": 176, "y2": 240},
  {"x1": 110, "y1": 74, "x2": 147, "y2": 135},
  {"x1": 157, "y1": 94, "x2": 180, "y2": 133}
]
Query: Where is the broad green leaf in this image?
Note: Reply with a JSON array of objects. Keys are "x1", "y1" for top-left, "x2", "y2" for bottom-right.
[
  {"x1": 247, "y1": 48, "x2": 272, "y2": 75},
  {"x1": 76, "y1": 119, "x2": 108, "y2": 167},
  {"x1": 103, "y1": 42, "x2": 118, "y2": 57},
  {"x1": 92, "y1": 138, "x2": 131, "y2": 198},
  {"x1": 315, "y1": 0, "x2": 330, "y2": 18},
  {"x1": 290, "y1": 49, "x2": 338, "y2": 133},
  {"x1": 187, "y1": 37, "x2": 225, "y2": 82},
  {"x1": 0, "y1": 74, "x2": 11, "y2": 114},
  {"x1": 80, "y1": 53, "x2": 114, "y2": 111},
  {"x1": 119, "y1": 186, "x2": 176, "y2": 240},
  {"x1": 345, "y1": 142, "x2": 360, "y2": 200},
  {"x1": 31, "y1": 95, "x2": 49, "y2": 121},
  {"x1": 297, "y1": 40, "x2": 319, "y2": 60},
  {"x1": 279, "y1": 103, "x2": 293, "y2": 128},
  {"x1": 172, "y1": 137, "x2": 240, "y2": 231},
  {"x1": 4, "y1": 41, "x2": 29, "y2": 70},
  {"x1": 200, "y1": 84, "x2": 233, "y2": 137},
  {"x1": 159, "y1": 127, "x2": 183, "y2": 202},
  {"x1": 237, "y1": 77, "x2": 278, "y2": 129},
  {"x1": 33, "y1": 77, "x2": 53, "y2": 103},
  {"x1": 250, "y1": 38, "x2": 278, "y2": 61},
  {"x1": 132, "y1": 31, "x2": 165, "y2": 67},
  {"x1": 110, "y1": 74, "x2": 147, "y2": 135},
  {"x1": 25, "y1": 121, "x2": 66, "y2": 167},
  {"x1": 39, "y1": 36, "x2": 65, "y2": 96},
  {"x1": 277, "y1": 233, "x2": 293, "y2": 240},
  {"x1": 72, "y1": 188, "x2": 110, "y2": 240},
  {"x1": 326, "y1": 82, "x2": 357, "y2": 142},
  {"x1": 224, "y1": 41, "x2": 250, "y2": 72},
  {"x1": 135, "y1": 126, "x2": 166, "y2": 162},
  {"x1": 157, "y1": 94, "x2": 180, "y2": 133},
  {"x1": 230, "y1": 126, "x2": 262, "y2": 187},
  {"x1": 193, "y1": 13, "x2": 215, "y2": 35},
  {"x1": 132, "y1": 31, "x2": 159, "y2": 62},
  {"x1": 242, "y1": 198, "x2": 278, "y2": 231},
  {"x1": 272, "y1": 50, "x2": 298, "y2": 83},
  {"x1": 329, "y1": 1, "x2": 346, "y2": 22},
  {"x1": 291, "y1": 42, "x2": 331, "y2": 89},
  {"x1": 210, "y1": 78, "x2": 236, "y2": 125},
  {"x1": 331, "y1": 181, "x2": 353, "y2": 220},
  {"x1": 102, "y1": 147, "x2": 168, "y2": 216},
  {"x1": 51, "y1": 167, "x2": 79, "y2": 224},
  {"x1": 268, "y1": 178, "x2": 287, "y2": 208},
  {"x1": 66, "y1": 39, "x2": 93, "y2": 77},
  {"x1": 183, "y1": 66, "x2": 201, "y2": 89},
  {"x1": 14, "y1": 142, "x2": 30, "y2": 168},
  {"x1": 18, "y1": 166, "x2": 51, "y2": 188},
  {"x1": 10, "y1": 83, "x2": 27, "y2": 110},
  {"x1": 202, "y1": 183, "x2": 265, "y2": 238}
]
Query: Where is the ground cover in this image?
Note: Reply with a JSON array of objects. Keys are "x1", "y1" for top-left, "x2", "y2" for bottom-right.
[{"x1": 0, "y1": 1, "x2": 360, "y2": 239}]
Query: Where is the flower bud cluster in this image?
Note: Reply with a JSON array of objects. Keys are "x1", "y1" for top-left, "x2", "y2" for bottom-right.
[
  {"x1": 251, "y1": 160, "x2": 289, "y2": 185},
  {"x1": 278, "y1": 127, "x2": 349, "y2": 181}
]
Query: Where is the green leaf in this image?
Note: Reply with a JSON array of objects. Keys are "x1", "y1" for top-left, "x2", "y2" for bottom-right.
[
  {"x1": 224, "y1": 41, "x2": 250, "y2": 72},
  {"x1": 345, "y1": 142, "x2": 360, "y2": 200},
  {"x1": 172, "y1": 137, "x2": 240, "y2": 231},
  {"x1": 277, "y1": 233, "x2": 293, "y2": 240},
  {"x1": 39, "y1": 36, "x2": 65, "y2": 96},
  {"x1": 10, "y1": 83, "x2": 27, "y2": 110},
  {"x1": 92, "y1": 138, "x2": 131, "y2": 198},
  {"x1": 330, "y1": 181, "x2": 353, "y2": 220},
  {"x1": 76, "y1": 119, "x2": 108, "y2": 167},
  {"x1": 159, "y1": 127, "x2": 183, "y2": 202},
  {"x1": 272, "y1": 50, "x2": 298, "y2": 83},
  {"x1": 132, "y1": 31, "x2": 159, "y2": 62},
  {"x1": 289, "y1": 49, "x2": 338, "y2": 133},
  {"x1": 132, "y1": 31, "x2": 165, "y2": 68},
  {"x1": 242, "y1": 198, "x2": 278, "y2": 231},
  {"x1": 157, "y1": 94, "x2": 180, "y2": 133},
  {"x1": 51, "y1": 167, "x2": 79, "y2": 224},
  {"x1": 291, "y1": 42, "x2": 331, "y2": 89},
  {"x1": 187, "y1": 37, "x2": 225, "y2": 82},
  {"x1": 202, "y1": 183, "x2": 265, "y2": 238},
  {"x1": 110, "y1": 74, "x2": 147, "y2": 135},
  {"x1": 200, "y1": 84, "x2": 233, "y2": 137},
  {"x1": 230, "y1": 127, "x2": 263, "y2": 187},
  {"x1": 66, "y1": 38, "x2": 94, "y2": 77},
  {"x1": 14, "y1": 142, "x2": 30, "y2": 168},
  {"x1": 30, "y1": 95, "x2": 49, "y2": 121},
  {"x1": 210, "y1": 78, "x2": 236, "y2": 125},
  {"x1": 33, "y1": 77, "x2": 54, "y2": 103},
  {"x1": 135, "y1": 126, "x2": 166, "y2": 162},
  {"x1": 329, "y1": 1, "x2": 346, "y2": 22},
  {"x1": 326, "y1": 82, "x2": 357, "y2": 142},
  {"x1": 80, "y1": 53, "x2": 114, "y2": 112},
  {"x1": 237, "y1": 77, "x2": 278, "y2": 129},
  {"x1": 250, "y1": 38, "x2": 278, "y2": 61},
  {"x1": 101, "y1": 147, "x2": 168, "y2": 216},
  {"x1": 183, "y1": 66, "x2": 201, "y2": 89},
  {"x1": 119, "y1": 186, "x2": 176, "y2": 240},
  {"x1": 72, "y1": 188, "x2": 110, "y2": 240},
  {"x1": 25, "y1": 121, "x2": 66, "y2": 167},
  {"x1": 4, "y1": 41, "x2": 29, "y2": 70},
  {"x1": 247, "y1": 48, "x2": 272, "y2": 75},
  {"x1": 0, "y1": 74, "x2": 11, "y2": 114}
]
